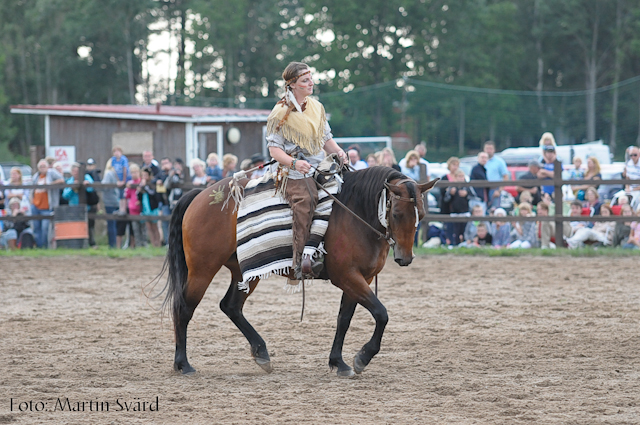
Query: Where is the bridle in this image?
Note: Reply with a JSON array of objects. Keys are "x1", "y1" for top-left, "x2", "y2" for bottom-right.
[{"x1": 315, "y1": 176, "x2": 422, "y2": 247}]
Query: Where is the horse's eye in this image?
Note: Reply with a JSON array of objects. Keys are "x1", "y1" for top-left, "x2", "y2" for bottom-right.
[{"x1": 392, "y1": 213, "x2": 400, "y2": 220}]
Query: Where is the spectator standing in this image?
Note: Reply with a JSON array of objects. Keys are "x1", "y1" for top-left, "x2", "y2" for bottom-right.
[
  {"x1": 165, "y1": 158, "x2": 186, "y2": 212},
  {"x1": 205, "y1": 153, "x2": 223, "y2": 184},
  {"x1": 538, "y1": 144, "x2": 560, "y2": 199},
  {"x1": 399, "y1": 143, "x2": 429, "y2": 178},
  {"x1": 366, "y1": 154, "x2": 378, "y2": 167},
  {"x1": 516, "y1": 160, "x2": 542, "y2": 205},
  {"x1": 138, "y1": 167, "x2": 162, "y2": 247},
  {"x1": 400, "y1": 150, "x2": 422, "y2": 181},
  {"x1": 347, "y1": 146, "x2": 368, "y2": 170},
  {"x1": 491, "y1": 207, "x2": 511, "y2": 248},
  {"x1": 442, "y1": 169, "x2": 470, "y2": 245},
  {"x1": 125, "y1": 164, "x2": 145, "y2": 248},
  {"x1": 156, "y1": 157, "x2": 172, "y2": 244},
  {"x1": 62, "y1": 162, "x2": 97, "y2": 247},
  {"x1": 30, "y1": 159, "x2": 64, "y2": 248},
  {"x1": 101, "y1": 159, "x2": 123, "y2": 248},
  {"x1": 141, "y1": 150, "x2": 160, "y2": 177},
  {"x1": 221, "y1": 154, "x2": 238, "y2": 178},
  {"x1": 483, "y1": 141, "x2": 509, "y2": 208},
  {"x1": 191, "y1": 158, "x2": 208, "y2": 187},
  {"x1": 508, "y1": 202, "x2": 537, "y2": 248},
  {"x1": 470, "y1": 151, "x2": 489, "y2": 208}
]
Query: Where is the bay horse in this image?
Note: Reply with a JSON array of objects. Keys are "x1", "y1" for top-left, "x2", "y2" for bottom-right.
[{"x1": 161, "y1": 166, "x2": 438, "y2": 377}]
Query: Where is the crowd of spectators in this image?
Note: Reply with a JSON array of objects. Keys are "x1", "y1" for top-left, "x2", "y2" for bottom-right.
[{"x1": 2, "y1": 132, "x2": 640, "y2": 251}]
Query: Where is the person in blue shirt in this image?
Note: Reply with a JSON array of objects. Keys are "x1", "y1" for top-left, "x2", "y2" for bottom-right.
[
  {"x1": 483, "y1": 141, "x2": 509, "y2": 208},
  {"x1": 538, "y1": 145, "x2": 561, "y2": 198},
  {"x1": 62, "y1": 162, "x2": 95, "y2": 206},
  {"x1": 205, "y1": 152, "x2": 223, "y2": 184},
  {"x1": 400, "y1": 150, "x2": 421, "y2": 181}
]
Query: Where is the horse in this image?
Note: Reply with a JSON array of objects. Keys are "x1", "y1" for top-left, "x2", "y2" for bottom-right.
[{"x1": 161, "y1": 166, "x2": 438, "y2": 377}]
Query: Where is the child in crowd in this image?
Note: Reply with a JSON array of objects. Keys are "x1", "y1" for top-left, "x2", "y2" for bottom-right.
[
  {"x1": 569, "y1": 157, "x2": 584, "y2": 180},
  {"x1": 462, "y1": 204, "x2": 491, "y2": 246},
  {"x1": 125, "y1": 164, "x2": 145, "y2": 248},
  {"x1": 491, "y1": 207, "x2": 511, "y2": 248},
  {"x1": 443, "y1": 169, "x2": 470, "y2": 245},
  {"x1": 568, "y1": 200, "x2": 589, "y2": 237},
  {"x1": 508, "y1": 202, "x2": 537, "y2": 248},
  {"x1": 206, "y1": 153, "x2": 223, "y2": 184},
  {"x1": 472, "y1": 223, "x2": 493, "y2": 247},
  {"x1": 111, "y1": 146, "x2": 129, "y2": 213}
]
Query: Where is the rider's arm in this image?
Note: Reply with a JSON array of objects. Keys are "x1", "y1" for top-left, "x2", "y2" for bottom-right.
[
  {"x1": 323, "y1": 138, "x2": 347, "y2": 162},
  {"x1": 268, "y1": 146, "x2": 312, "y2": 174}
]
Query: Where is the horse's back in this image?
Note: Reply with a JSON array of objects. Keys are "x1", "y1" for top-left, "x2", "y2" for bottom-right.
[{"x1": 182, "y1": 179, "x2": 242, "y2": 270}]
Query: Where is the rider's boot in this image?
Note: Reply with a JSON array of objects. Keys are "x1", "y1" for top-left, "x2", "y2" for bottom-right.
[{"x1": 301, "y1": 254, "x2": 323, "y2": 278}]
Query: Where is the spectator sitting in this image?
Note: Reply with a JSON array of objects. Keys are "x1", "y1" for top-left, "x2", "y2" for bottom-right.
[
  {"x1": 0, "y1": 197, "x2": 34, "y2": 250},
  {"x1": 379, "y1": 147, "x2": 401, "y2": 171},
  {"x1": 400, "y1": 150, "x2": 422, "y2": 181},
  {"x1": 491, "y1": 207, "x2": 511, "y2": 248},
  {"x1": 537, "y1": 201, "x2": 571, "y2": 249},
  {"x1": 191, "y1": 158, "x2": 208, "y2": 187},
  {"x1": 443, "y1": 169, "x2": 470, "y2": 246},
  {"x1": 572, "y1": 157, "x2": 602, "y2": 200},
  {"x1": 472, "y1": 223, "x2": 493, "y2": 247},
  {"x1": 462, "y1": 204, "x2": 491, "y2": 246},
  {"x1": 613, "y1": 203, "x2": 634, "y2": 248},
  {"x1": 566, "y1": 204, "x2": 615, "y2": 248},
  {"x1": 240, "y1": 158, "x2": 254, "y2": 179},
  {"x1": 347, "y1": 145, "x2": 368, "y2": 170},
  {"x1": 516, "y1": 160, "x2": 542, "y2": 205},
  {"x1": 508, "y1": 202, "x2": 537, "y2": 249},
  {"x1": 569, "y1": 157, "x2": 585, "y2": 180},
  {"x1": 623, "y1": 146, "x2": 640, "y2": 210},
  {"x1": 222, "y1": 154, "x2": 238, "y2": 178},
  {"x1": 366, "y1": 154, "x2": 378, "y2": 168},
  {"x1": 582, "y1": 187, "x2": 602, "y2": 216},
  {"x1": 205, "y1": 153, "x2": 223, "y2": 184},
  {"x1": 515, "y1": 190, "x2": 535, "y2": 215},
  {"x1": 622, "y1": 214, "x2": 640, "y2": 250},
  {"x1": 4, "y1": 167, "x2": 29, "y2": 214},
  {"x1": 250, "y1": 153, "x2": 267, "y2": 179},
  {"x1": 125, "y1": 164, "x2": 145, "y2": 248}
]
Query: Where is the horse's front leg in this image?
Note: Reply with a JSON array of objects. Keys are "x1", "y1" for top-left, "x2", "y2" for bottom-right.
[
  {"x1": 329, "y1": 293, "x2": 358, "y2": 377},
  {"x1": 333, "y1": 274, "x2": 388, "y2": 375},
  {"x1": 352, "y1": 289, "x2": 388, "y2": 374}
]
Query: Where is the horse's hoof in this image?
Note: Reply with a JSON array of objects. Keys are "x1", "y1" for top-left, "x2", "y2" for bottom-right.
[
  {"x1": 353, "y1": 354, "x2": 366, "y2": 374},
  {"x1": 174, "y1": 363, "x2": 196, "y2": 375},
  {"x1": 255, "y1": 357, "x2": 273, "y2": 373},
  {"x1": 336, "y1": 368, "x2": 356, "y2": 378}
]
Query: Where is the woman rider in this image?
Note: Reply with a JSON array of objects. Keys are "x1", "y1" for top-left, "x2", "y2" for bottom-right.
[{"x1": 266, "y1": 61, "x2": 347, "y2": 278}]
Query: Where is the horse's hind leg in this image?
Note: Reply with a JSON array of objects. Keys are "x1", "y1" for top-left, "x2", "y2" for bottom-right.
[
  {"x1": 174, "y1": 267, "x2": 219, "y2": 375},
  {"x1": 329, "y1": 293, "x2": 358, "y2": 378},
  {"x1": 219, "y1": 258, "x2": 272, "y2": 373}
]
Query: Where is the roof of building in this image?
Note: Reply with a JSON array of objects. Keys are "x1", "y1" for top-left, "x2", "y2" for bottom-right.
[{"x1": 10, "y1": 104, "x2": 273, "y2": 123}]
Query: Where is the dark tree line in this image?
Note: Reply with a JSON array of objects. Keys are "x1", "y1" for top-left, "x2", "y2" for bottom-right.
[{"x1": 2, "y1": 0, "x2": 640, "y2": 160}]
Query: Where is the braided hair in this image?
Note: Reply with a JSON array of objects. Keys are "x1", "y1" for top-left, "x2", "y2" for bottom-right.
[{"x1": 275, "y1": 62, "x2": 310, "y2": 131}]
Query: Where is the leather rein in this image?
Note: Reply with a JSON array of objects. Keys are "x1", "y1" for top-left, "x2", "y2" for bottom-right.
[{"x1": 313, "y1": 176, "x2": 421, "y2": 247}]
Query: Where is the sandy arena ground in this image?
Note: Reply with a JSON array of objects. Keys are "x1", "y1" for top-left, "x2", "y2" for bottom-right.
[{"x1": 1, "y1": 255, "x2": 639, "y2": 424}]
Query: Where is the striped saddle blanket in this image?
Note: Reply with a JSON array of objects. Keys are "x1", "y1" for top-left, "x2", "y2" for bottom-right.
[{"x1": 236, "y1": 172, "x2": 340, "y2": 292}]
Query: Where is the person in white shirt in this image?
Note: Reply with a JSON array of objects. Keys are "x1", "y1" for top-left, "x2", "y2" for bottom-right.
[
  {"x1": 347, "y1": 146, "x2": 368, "y2": 170},
  {"x1": 624, "y1": 146, "x2": 640, "y2": 209}
]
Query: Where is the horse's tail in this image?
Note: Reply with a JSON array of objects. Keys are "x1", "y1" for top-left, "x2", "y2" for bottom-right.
[{"x1": 161, "y1": 189, "x2": 202, "y2": 333}]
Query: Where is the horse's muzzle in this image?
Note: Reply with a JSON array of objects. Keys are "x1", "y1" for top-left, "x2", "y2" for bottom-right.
[{"x1": 394, "y1": 254, "x2": 414, "y2": 267}]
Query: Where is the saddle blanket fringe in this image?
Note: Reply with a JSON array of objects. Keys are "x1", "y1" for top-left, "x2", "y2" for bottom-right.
[{"x1": 236, "y1": 173, "x2": 339, "y2": 292}]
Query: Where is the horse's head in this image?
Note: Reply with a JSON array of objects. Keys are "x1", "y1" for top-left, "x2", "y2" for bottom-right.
[{"x1": 385, "y1": 178, "x2": 439, "y2": 266}]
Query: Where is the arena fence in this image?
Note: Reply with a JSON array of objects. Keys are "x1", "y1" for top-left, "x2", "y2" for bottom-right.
[{"x1": 2, "y1": 162, "x2": 639, "y2": 248}]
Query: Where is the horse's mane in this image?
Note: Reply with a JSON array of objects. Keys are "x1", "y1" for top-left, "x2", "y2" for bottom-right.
[{"x1": 337, "y1": 166, "x2": 415, "y2": 227}]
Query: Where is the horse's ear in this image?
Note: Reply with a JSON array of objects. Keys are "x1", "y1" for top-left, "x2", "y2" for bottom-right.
[
  {"x1": 418, "y1": 178, "x2": 440, "y2": 193},
  {"x1": 387, "y1": 182, "x2": 404, "y2": 196}
]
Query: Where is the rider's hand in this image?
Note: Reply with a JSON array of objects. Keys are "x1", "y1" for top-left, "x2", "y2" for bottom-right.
[
  {"x1": 337, "y1": 149, "x2": 347, "y2": 163},
  {"x1": 295, "y1": 159, "x2": 312, "y2": 174}
]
